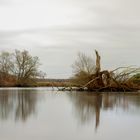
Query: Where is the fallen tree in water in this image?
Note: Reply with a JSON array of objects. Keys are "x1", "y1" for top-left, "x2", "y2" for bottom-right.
[{"x1": 60, "y1": 50, "x2": 140, "y2": 92}]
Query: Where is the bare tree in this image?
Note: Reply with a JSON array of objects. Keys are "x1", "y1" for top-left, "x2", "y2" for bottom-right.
[
  {"x1": 0, "y1": 50, "x2": 44, "y2": 87},
  {"x1": 0, "y1": 51, "x2": 14, "y2": 75},
  {"x1": 14, "y1": 50, "x2": 40, "y2": 86},
  {"x1": 38, "y1": 71, "x2": 47, "y2": 79},
  {"x1": 72, "y1": 52, "x2": 96, "y2": 75},
  {"x1": 0, "y1": 52, "x2": 14, "y2": 85},
  {"x1": 71, "y1": 52, "x2": 96, "y2": 86}
]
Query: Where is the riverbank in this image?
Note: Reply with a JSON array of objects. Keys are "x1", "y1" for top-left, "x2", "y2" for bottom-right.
[{"x1": 0, "y1": 79, "x2": 140, "y2": 92}]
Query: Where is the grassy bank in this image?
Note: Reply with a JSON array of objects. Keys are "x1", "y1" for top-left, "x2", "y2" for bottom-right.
[{"x1": 36, "y1": 81, "x2": 71, "y2": 87}]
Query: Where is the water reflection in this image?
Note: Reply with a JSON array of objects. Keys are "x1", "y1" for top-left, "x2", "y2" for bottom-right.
[
  {"x1": 0, "y1": 88, "x2": 140, "y2": 133},
  {"x1": 68, "y1": 92, "x2": 140, "y2": 130},
  {"x1": 0, "y1": 89, "x2": 39, "y2": 122}
]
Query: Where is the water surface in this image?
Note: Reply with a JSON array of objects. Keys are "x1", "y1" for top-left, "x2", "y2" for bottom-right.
[{"x1": 0, "y1": 88, "x2": 140, "y2": 140}]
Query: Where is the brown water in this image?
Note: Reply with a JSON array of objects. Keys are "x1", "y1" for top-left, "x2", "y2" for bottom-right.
[{"x1": 0, "y1": 88, "x2": 140, "y2": 140}]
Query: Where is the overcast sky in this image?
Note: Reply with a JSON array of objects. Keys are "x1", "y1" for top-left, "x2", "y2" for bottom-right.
[{"x1": 0, "y1": 0, "x2": 140, "y2": 78}]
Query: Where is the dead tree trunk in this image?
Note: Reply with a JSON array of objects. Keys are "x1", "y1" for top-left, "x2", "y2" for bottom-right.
[
  {"x1": 94, "y1": 50, "x2": 104, "y2": 87},
  {"x1": 95, "y1": 50, "x2": 101, "y2": 75}
]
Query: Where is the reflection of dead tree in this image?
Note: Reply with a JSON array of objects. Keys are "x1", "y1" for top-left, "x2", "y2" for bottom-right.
[
  {"x1": 63, "y1": 50, "x2": 140, "y2": 92},
  {"x1": 68, "y1": 93, "x2": 102, "y2": 130},
  {"x1": 68, "y1": 92, "x2": 140, "y2": 131},
  {"x1": 95, "y1": 95, "x2": 102, "y2": 129}
]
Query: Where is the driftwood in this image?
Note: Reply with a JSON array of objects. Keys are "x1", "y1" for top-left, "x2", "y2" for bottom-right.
[{"x1": 59, "y1": 50, "x2": 140, "y2": 92}]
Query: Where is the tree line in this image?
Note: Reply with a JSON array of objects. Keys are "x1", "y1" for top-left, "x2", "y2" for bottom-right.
[{"x1": 0, "y1": 49, "x2": 139, "y2": 90}]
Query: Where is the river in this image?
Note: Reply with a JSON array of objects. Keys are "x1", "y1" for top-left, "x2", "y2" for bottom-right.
[{"x1": 0, "y1": 88, "x2": 140, "y2": 140}]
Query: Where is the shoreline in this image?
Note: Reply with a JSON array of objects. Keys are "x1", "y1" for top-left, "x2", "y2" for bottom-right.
[{"x1": 0, "y1": 86, "x2": 139, "y2": 93}]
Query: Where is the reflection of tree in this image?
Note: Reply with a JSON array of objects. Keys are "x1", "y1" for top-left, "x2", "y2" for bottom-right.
[
  {"x1": 0, "y1": 90, "x2": 13, "y2": 120},
  {"x1": 95, "y1": 95, "x2": 102, "y2": 129},
  {"x1": 68, "y1": 92, "x2": 102, "y2": 129},
  {"x1": 15, "y1": 90, "x2": 38, "y2": 121},
  {"x1": 0, "y1": 89, "x2": 40, "y2": 122},
  {"x1": 68, "y1": 92, "x2": 140, "y2": 130}
]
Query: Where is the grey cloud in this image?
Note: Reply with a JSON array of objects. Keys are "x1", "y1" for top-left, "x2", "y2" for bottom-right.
[{"x1": 0, "y1": 0, "x2": 10, "y2": 5}]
